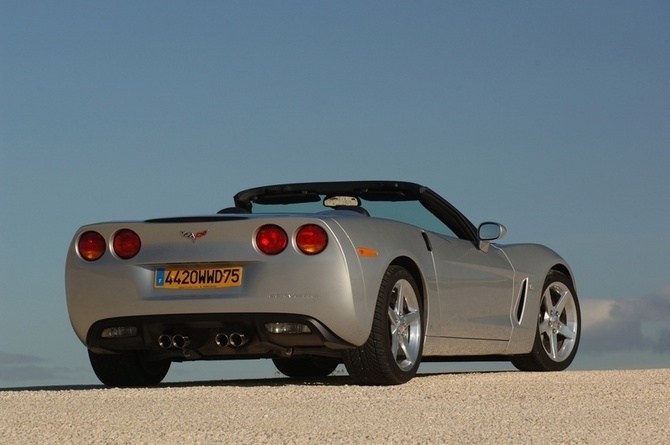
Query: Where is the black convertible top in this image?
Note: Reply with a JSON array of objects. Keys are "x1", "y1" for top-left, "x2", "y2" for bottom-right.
[
  {"x1": 234, "y1": 181, "x2": 478, "y2": 243},
  {"x1": 235, "y1": 181, "x2": 424, "y2": 207}
]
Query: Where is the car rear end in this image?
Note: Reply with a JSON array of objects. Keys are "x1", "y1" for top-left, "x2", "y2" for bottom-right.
[{"x1": 65, "y1": 214, "x2": 372, "y2": 362}]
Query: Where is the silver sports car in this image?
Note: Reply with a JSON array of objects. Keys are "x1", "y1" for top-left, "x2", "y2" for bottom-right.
[{"x1": 65, "y1": 181, "x2": 580, "y2": 386}]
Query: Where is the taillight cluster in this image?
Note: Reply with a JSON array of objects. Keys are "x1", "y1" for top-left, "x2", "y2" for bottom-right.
[
  {"x1": 77, "y1": 224, "x2": 328, "y2": 262},
  {"x1": 255, "y1": 224, "x2": 328, "y2": 256},
  {"x1": 77, "y1": 229, "x2": 141, "y2": 261}
]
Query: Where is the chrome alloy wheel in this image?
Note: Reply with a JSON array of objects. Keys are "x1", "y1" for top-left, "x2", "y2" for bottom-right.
[
  {"x1": 343, "y1": 265, "x2": 424, "y2": 384},
  {"x1": 539, "y1": 281, "x2": 579, "y2": 362},
  {"x1": 388, "y1": 278, "x2": 422, "y2": 371}
]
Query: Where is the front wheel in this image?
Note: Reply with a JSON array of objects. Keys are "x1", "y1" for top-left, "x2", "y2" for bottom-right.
[
  {"x1": 88, "y1": 350, "x2": 171, "y2": 387},
  {"x1": 512, "y1": 271, "x2": 581, "y2": 371},
  {"x1": 343, "y1": 265, "x2": 424, "y2": 385}
]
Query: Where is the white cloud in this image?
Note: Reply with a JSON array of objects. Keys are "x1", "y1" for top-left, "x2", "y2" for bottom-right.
[{"x1": 580, "y1": 285, "x2": 670, "y2": 356}]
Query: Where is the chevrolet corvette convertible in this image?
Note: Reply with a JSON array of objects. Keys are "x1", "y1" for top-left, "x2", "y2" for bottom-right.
[{"x1": 65, "y1": 181, "x2": 580, "y2": 386}]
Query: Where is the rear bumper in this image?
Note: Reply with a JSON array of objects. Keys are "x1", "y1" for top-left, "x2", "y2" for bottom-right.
[{"x1": 87, "y1": 313, "x2": 354, "y2": 361}]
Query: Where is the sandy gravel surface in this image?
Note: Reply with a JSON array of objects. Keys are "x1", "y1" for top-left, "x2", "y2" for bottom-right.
[{"x1": 1, "y1": 369, "x2": 668, "y2": 444}]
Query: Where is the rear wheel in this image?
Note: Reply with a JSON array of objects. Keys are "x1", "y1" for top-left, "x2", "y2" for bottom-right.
[
  {"x1": 88, "y1": 350, "x2": 171, "y2": 387},
  {"x1": 272, "y1": 355, "x2": 340, "y2": 378},
  {"x1": 343, "y1": 265, "x2": 424, "y2": 385},
  {"x1": 512, "y1": 271, "x2": 581, "y2": 371}
]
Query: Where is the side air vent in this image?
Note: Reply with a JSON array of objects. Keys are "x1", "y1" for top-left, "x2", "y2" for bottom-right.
[
  {"x1": 515, "y1": 278, "x2": 529, "y2": 324},
  {"x1": 421, "y1": 231, "x2": 433, "y2": 252}
]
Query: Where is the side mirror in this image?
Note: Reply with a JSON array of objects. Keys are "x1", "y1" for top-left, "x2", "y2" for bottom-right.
[{"x1": 478, "y1": 222, "x2": 507, "y2": 252}]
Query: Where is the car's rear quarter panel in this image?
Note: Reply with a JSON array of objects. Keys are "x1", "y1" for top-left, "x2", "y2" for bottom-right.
[{"x1": 330, "y1": 216, "x2": 440, "y2": 334}]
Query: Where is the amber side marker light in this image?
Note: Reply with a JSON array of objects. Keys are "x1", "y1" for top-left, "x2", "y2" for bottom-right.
[
  {"x1": 357, "y1": 247, "x2": 378, "y2": 257},
  {"x1": 78, "y1": 231, "x2": 106, "y2": 261},
  {"x1": 113, "y1": 229, "x2": 142, "y2": 259}
]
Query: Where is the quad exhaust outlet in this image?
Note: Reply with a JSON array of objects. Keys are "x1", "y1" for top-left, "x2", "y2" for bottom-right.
[
  {"x1": 158, "y1": 334, "x2": 191, "y2": 349},
  {"x1": 215, "y1": 332, "x2": 249, "y2": 348},
  {"x1": 158, "y1": 332, "x2": 249, "y2": 350}
]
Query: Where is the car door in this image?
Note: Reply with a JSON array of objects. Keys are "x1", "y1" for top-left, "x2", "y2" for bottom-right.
[{"x1": 426, "y1": 232, "x2": 515, "y2": 340}]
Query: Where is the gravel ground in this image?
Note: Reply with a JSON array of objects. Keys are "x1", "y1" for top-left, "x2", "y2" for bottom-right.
[{"x1": 1, "y1": 369, "x2": 668, "y2": 444}]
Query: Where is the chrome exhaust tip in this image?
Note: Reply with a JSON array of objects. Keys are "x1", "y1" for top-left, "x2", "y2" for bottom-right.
[
  {"x1": 215, "y1": 333, "x2": 229, "y2": 347},
  {"x1": 171, "y1": 334, "x2": 191, "y2": 349},
  {"x1": 158, "y1": 334, "x2": 173, "y2": 349},
  {"x1": 228, "y1": 332, "x2": 248, "y2": 348}
]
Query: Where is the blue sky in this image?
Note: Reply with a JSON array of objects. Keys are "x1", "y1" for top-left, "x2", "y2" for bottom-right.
[{"x1": 1, "y1": 1, "x2": 668, "y2": 387}]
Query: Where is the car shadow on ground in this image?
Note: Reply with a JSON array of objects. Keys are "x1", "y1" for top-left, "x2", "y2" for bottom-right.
[{"x1": 0, "y1": 370, "x2": 513, "y2": 393}]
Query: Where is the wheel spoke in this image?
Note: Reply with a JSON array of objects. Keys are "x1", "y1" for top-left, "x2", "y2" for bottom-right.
[
  {"x1": 395, "y1": 282, "x2": 404, "y2": 308},
  {"x1": 548, "y1": 331, "x2": 558, "y2": 359},
  {"x1": 390, "y1": 329, "x2": 400, "y2": 360},
  {"x1": 388, "y1": 306, "x2": 399, "y2": 326},
  {"x1": 539, "y1": 319, "x2": 551, "y2": 335},
  {"x1": 554, "y1": 288, "x2": 570, "y2": 313},
  {"x1": 389, "y1": 304, "x2": 400, "y2": 356},
  {"x1": 558, "y1": 322, "x2": 576, "y2": 340},
  {"x1": 398, "y1": 332, "x2": 410, "y2": 359},
  {"x1": 543, "y1": 289, "x2": 555, "y2": 312},
  {"x1": 404, "y1": 310, "x2": 420, "y2": 326}
]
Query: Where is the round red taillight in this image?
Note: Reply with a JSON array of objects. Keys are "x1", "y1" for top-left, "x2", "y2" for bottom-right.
[
  {"x1": 113, "y1": 229, "x2": 141, "y2": 259},
  {"x1": 256, "y1": 224, "x2": 288, "y2": 255},
  {"x1": 296, "y1": 224, "x2": 328, "y2": 255},
  {"x1": 78, "y1": 231, "x2": 106, "y2": 261}
]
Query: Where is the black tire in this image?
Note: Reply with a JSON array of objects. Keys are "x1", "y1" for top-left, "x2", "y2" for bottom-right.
[
  {"x1": 512, "y1": 271, "x2": 581, "y2": 372},
  {"x1": 272, "y1": 355, "x2": 340, "y2": 378},
  {"x1": 343, "y1": 265, "x2": 424, "y2": 385},
  {"x1": 88, "y1": 350, "x2": 171, "y2": 387}
]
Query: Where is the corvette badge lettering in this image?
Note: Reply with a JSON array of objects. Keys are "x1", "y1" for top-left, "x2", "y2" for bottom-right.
[{"x1": 181, "y1": 230, "x2": 208, "y2": 243}]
